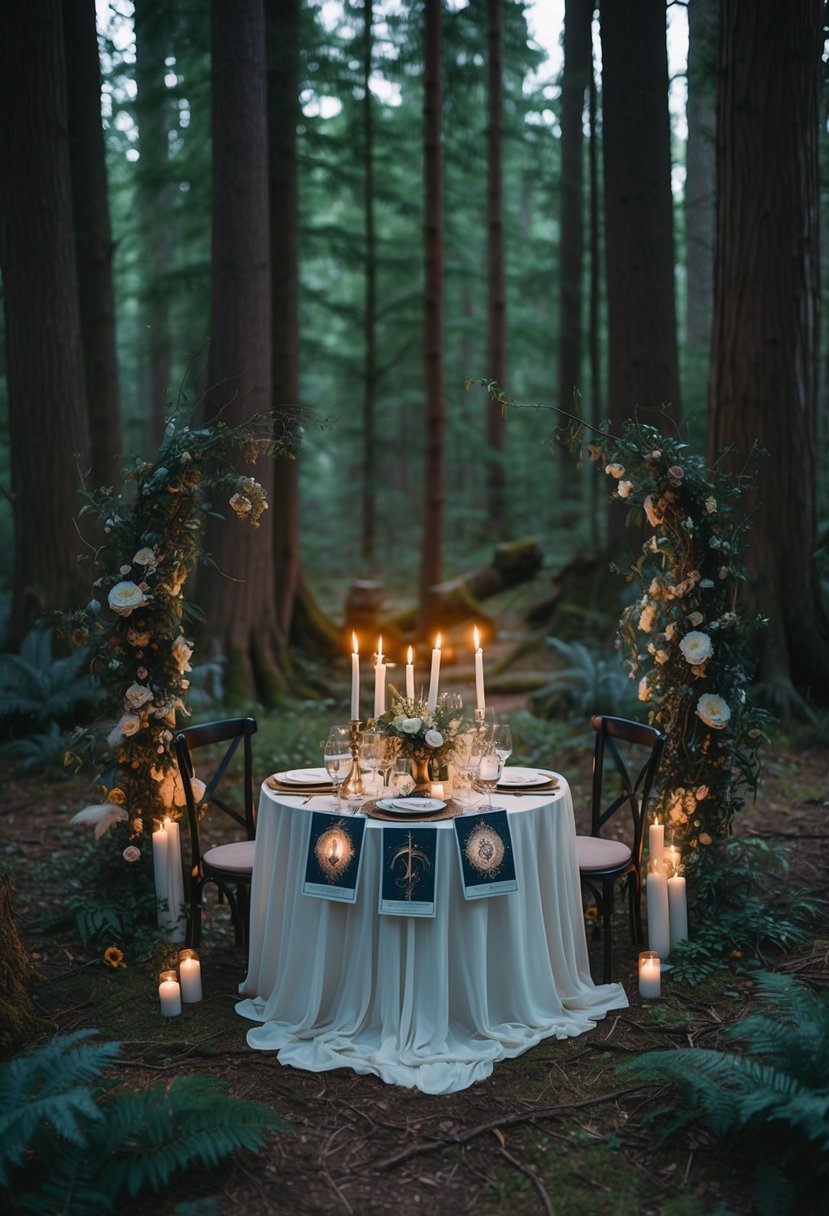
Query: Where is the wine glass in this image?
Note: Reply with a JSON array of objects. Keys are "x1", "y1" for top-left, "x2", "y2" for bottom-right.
[
  {"x1": 360, "y1": 729, "x2": 384, "y2": 797},
  {"x1": 441, "y1": 691, "x2": 464, "y2": 726},
  {"x1": 379, "y1": 736, "x2": 401, "y2": 794},
  {"x1": 477, "y1": 744, "x2": 503, "y2": 810},
  {"x1": 492, "y1": 723, "x2": 512, "y2": 769},
  {"x1": 453, "y1": 729, "x2": 483, "y2": 811},
  {"x1": 323, "y1": 737, "x2": 350, "y2": 810}
]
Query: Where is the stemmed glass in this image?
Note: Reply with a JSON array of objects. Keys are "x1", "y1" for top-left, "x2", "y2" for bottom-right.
[
  {"x1": 323, "y1": 737, "x2": 351, "y2": 811},
  {"x1": 360, "y1": 729, "x2": 384, "y2": 797},
  {"x1": 477, "y1": 743, "x2": 503, "y2": 810},
  {"x1": 492, "y1": 723, "x2": 512, "y2": 769},
  {"x1": 453, "y1": 729, "x2": 483, "y2": 811}
]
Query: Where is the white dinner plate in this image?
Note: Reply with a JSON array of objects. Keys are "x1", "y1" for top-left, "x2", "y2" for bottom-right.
[
  {"x1": 497, "y1": 768, "x2": 556, "y2": 788},
  {"x1": 376, "y1": 797, "x2": 446, "y2": 815},
  {"x1": 275, "y1": 768, "x2": 330, "y2": 785}
]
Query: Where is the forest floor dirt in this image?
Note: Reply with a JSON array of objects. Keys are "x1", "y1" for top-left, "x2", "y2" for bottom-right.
[{"x1": 2, "y1": 720, "x2": 827, "y2": 1216}]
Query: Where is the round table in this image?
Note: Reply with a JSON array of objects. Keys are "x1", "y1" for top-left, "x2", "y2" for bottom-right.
[{"x1": 236, "y1": 778, "x2": 628, "y2": 1094}]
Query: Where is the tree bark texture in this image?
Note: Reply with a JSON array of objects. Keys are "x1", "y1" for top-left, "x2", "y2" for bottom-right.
[
  {"x1": 134, "y1": 0, "x2": 174, "y2": 446},
  {"x1": 684, "y1": 0, "x2": 718, "y2": 371},
  {"x1": 556, "y1": 0, "x2": 593, "y2": 502},
  {"x1": 202, "y1": 0, "x2": 277, "y2": 703},
  {"x1": 419, "y1": 0, "x2": 446, "y2": 628},
  {"x1": 0, "y1": 0, "x2": 91, "y2": 646},
  {"x1": 63, "y1": 0, "x2": 122, "y2": 490},
  {"x1": 267, "y1": 0, "x2": 304, "y2": 645},
  {"x1": 485, "y1": 0, "x2": 507, "y2": 527},
  {"x1": 599, "y1": 0, "x2": 681, "y2": 428},
  {"x1": 708, "y1": 0, "x2": 829, "y2": 694},
  {"x1": 360, "y1": 0, "x2": 378, "y2": 565}
]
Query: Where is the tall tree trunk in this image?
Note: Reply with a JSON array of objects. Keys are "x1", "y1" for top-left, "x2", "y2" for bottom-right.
[
  {"x1": 600, "y1": 0, "x2": 680, "y2": 550},
  {"x1": 419, "y1": 0, "x2": 445, "y2": 628},
  {"x1": 201, "y1": 0, "x2": 278, "y2": 703},
  {"x1": 134, "y1": 0, "x2": 173, "y2": 446},
  {"x1": 685, "y1": 0, "x2": 718, "y2": 395},
  {"x1": 63, "y1": 0, "x2": 122, "y2": 491},
  {"x1": 556, "y1": 0, "x2": 593, "y2": 502},
  {"x1": 587, "y1": 42, "x2": 603, "y2": 550},
  {"x1": 360, "y1": 0, "x2": 378, "y2": 566},
  {"x1": 484, "y1": 0, "x2": 507, "y2": 529},
  {"x1": 708, "y1": 0, "x2": 829, "y2": 696},
  {"x1": 0, "y1": 1, "x2": 91, "y2": 646}
]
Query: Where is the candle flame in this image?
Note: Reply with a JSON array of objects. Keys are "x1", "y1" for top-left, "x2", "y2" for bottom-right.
[
  {"x1": 377, "y1": 635, "x2": 383, "y2": 660},
  {"x1": 407, "y1": 645, "x2": 413, "y2": 664},
  {"x1": 352, "y1": 631, "x2": 358, "y2": 653},
  {"x1": 473, "y1": 625, "x2": 480, "y2": 650},
  {"x1": 435, "y1": 632, "x2": 442, "y2": 649}
]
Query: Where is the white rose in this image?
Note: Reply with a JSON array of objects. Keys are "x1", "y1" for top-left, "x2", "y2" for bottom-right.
[
  {"x1": 107, "y1": 712, "x2": 142, "y2": 746},
  {"x1": 679, "y1": 630, "x2": 713, "y2": 665},
  {"x1": 230, "y1": 492, "x2": 252, "y2": 517},
  {"x1": 605, "y1": 463, "x2": 625, "y2": 479},
  {"x1": 124, "y1": 683, "x2": 153, "y2": 710},
  {"x1": 108, "y1": 581, "x2": 149, "y2": 617},
  {"x1": 696, "y1": 693, "x2": 731, "y2": 730},
  {"x1": 133, "y1": 547, "x2": 157, "y2": 567},
  {"x1": 617, "y1": 480, "x2": 633, "y2": 499},
  {"x1": 424, "y1": 729, "x2": 443, "y2": 748},
  {"x1": 401, "y1": 717, "x2": 423, "y2": 735}
]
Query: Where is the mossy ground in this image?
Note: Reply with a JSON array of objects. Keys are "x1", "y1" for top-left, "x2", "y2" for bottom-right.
[{"x1": 1, "y1": 729, "x2": 827, "y2": 1215}]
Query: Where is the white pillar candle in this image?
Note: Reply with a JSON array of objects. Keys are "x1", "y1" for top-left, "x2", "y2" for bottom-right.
[
  {"x1": 649, "y1": 820, "x2": 664, "y2": 869},
  {"x1": 473, "y1": 626, "x2": 486, "y2": 711},
  {"x1": 427, "y1": 633, "x2": 442, "y2": 712},
  {"x1": 163, "y1": 818, "x2": 186, "y2": 944},
  {"x1": 350, "y1": 632, "x2": 360, "y2": 720},
  {"x1": 178, "y1": 950, "x2": 203, "y2": 1003},
  {"x1": 646, "y1": 867, "x2": 671, "y2": 961},
  {"x1": 668, "y1": 874, "x2": 689, "y2": 953},
  {"x1": 152, "y1": 823, "x2": 168, "y2": 930},
  {"x1": 430, "y1": 781, "x2": 445, "y2": 800},
  {"x1": 374, "y1": 636, "x2": 386, "y2": 719},
  {"x1": 405, "y1": 646, "x2": 415, "y2": 700},
  {"x1": 639, "y1": 951, "x2": 661, "y2": 999},
  {"x1": 159, "y1": 969, "x2": 182, "y2": 1016}
]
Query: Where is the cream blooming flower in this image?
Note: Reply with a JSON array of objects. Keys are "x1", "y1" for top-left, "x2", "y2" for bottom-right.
[
  {"x1": 617, "y1": 479, "x2": 633, "y2": 499},
  {"x1": 124, "y1": 683, "x2": 154, "y2": 710},
  {"x1": 122, "y1": 845, "x2": 141, "y2": 863},
  {"x1": 106, "y1": 713, "x2": 142, "y2": 746},
  {"x1": 679, "y1": 630, "x2": 714, "y2": 665},
  {"x1": 108, "y1": 581, "x2": 149, "y2": 617},
  {"x1": 638, "y1": 603, "x2": 658, "y2": 633},
  {"x1": 696, "y1": 693, "x2": 731, "y2": 730},
  {"x1": 132, "y1": 546, "x2": 157, "y2": 569},
  {"x1": 401, "y1": 717, "x2": 423, "y2": 735},
  {"x1": 605, "y1": 463, "x2": 625, "y2": 479},
  {"x1": 638, "y1": 677, "x2": 652, "y2": 702},
  {"x1": 424, "y1": 729, "x2": 443, "y2": 748},
  {"x1": 705, "y1": 496, "x2": 717, "y2": 514},
  {"x1": 230, "y1": 492, "x2": 252, "y2": 517}
]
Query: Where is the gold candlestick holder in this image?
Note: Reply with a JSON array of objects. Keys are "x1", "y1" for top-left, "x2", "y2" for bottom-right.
[{"x1": 340, "y1": 720, "x2": 365, "y2": 797}]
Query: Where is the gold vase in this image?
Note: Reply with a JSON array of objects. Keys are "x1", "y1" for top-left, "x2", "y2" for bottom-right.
[{"x1": 409, "y1": 753, "x2": 432, "y2": 794}]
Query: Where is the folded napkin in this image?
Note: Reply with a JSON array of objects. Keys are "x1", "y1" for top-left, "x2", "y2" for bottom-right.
[{"x1": 266, "y1": 775, "x2": 336, "y2": 794}]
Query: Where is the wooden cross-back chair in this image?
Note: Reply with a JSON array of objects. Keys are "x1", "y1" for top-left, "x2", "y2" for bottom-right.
[
  {"x1": 575, "y1": 714, "x2": 666, "y2": 983},
  {"x1": 172, "y1": 716, "x2": 258, "y2": 950}
]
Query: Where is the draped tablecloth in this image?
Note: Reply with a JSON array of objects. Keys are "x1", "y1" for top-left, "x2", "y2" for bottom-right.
[{"x1": 236, "y1": 778, "x2": 628, "y2": 1094}]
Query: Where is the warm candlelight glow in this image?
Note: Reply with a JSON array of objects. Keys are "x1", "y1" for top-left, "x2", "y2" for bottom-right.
[
  {"x1": 352, "y1": 632, "x2": 358, "y2": 654},
  {"x1": 435, "y1": 632, "x2": 442, "y2": 650},
  {"x1": 377, "y1": 635, "x2": 383, "y2": 661},
  {"x1": 407, "y1": 645, "x2": 413, "y2": 664},
  {"x1": 473, "y1": 625, "x2": 481, "y2": 652}
]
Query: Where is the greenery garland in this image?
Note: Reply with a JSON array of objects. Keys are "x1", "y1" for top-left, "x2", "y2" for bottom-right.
[
  {"x1": 61, "y1": 408, "x2": 297, "y2": 945},
  {"x1": 587, "y1": 419, "x2": 772, "y2": 852}
]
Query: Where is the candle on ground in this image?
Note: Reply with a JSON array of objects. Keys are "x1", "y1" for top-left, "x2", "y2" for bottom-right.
[
  {"x1": 405, "y1": 646, "x2": 415, "y2": 700},
  {"x1": 473, "y1": 626, "x2": 486, "y2": 711},
  {"x1": 163, "y1": 818, "x2": 186, "y2": 944},
  {"x1": 374, "y1": 636, "x2": 386, "y2": 719},
  {"x1": 668, "y1": 873, "x2": 689, "y2": 953},
  {"x1": 649, "y1": 820, "x2": 664, "y2": 869},
  {"x1": 639, "y1": 951, "x2": 661, "y2": 999},
  {"x1": 178, "y1": 949, "x2": 203, "y2": 1003},
  {"x1": 350, "y1": 632, "x2": 360, "y2": 720},
  {"x1": 159, "y1": 969, "x2": 182, "y2": 1016},
  {"x1": 646, "y1": 865, "x2": 671, "y2": 961},
  {"x1": 152, "y1": 822, "x2": 168, "y2": 930},
  {"x1": 427, "y1": 633, "x2": 442, "y2": 712}
]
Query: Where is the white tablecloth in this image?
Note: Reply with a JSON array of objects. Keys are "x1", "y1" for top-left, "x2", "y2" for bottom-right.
[{"x1": 236, "y1": 779, "x2": 628, "y2": 1094}]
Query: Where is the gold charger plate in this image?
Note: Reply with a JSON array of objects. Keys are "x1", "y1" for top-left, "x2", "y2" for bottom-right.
[{"x1": 363, "y1": 797, "x2": 461, "y2": 822}]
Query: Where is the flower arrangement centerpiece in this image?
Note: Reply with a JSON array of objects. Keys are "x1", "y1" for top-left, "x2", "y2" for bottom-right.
[
  {"x1": 588, "y1": 419, "x2": 772, "y2": 855},
  {"x1": 374, "y1": 689, "x2": 462, "y2": 793},
  {"x1": 60, "y1": 404, "x2": 298, "y2": 950}
]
